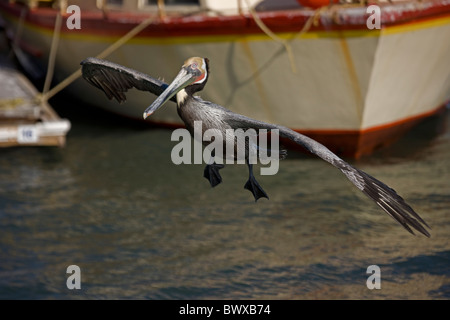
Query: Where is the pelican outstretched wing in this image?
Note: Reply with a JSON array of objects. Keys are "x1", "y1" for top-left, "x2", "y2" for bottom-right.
[
  {"x1": 80, "y1": 58, "x2": 430, "y2": 237},
  {"x1": 225, "y1": 113, "x2": 431, "y2": 237},
  {"x1": 80, "y1": 57, "x2": 176, "y2": 104}
]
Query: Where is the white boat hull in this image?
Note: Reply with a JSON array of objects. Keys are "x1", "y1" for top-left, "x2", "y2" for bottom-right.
[{"x1": 1, "y1": 0, "x2": 449, "y2": 156}]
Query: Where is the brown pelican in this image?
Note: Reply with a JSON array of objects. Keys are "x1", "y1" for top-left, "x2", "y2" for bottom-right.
[{"x1": 81, "y1": 57, "x2": 430, "y2": 237}]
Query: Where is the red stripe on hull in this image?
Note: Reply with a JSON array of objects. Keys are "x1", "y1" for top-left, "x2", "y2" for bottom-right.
[{"x1": 282, "y1": 104, "x2": 448, "y2": 158}]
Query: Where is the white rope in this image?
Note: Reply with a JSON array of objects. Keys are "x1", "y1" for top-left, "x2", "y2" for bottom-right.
[
  {"x1": 42, "y1": 11, "x2": 62, "y2": 96},
  {"x1": 39, "y1": 12, "x2": 156, "y2": 103}
]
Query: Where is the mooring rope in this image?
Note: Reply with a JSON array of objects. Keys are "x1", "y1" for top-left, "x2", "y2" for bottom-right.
[
  {"x1": 37, "y1": 10, "x2": 157, "y2": 104},
  {"x1": 42, "y1": 11, "x2": 63, "y2": 96},
  {"x1": 244, "y1": 0, "x2": 298, "y2": 73},
  {"x1": 244, "y1": 1, "x2": 366, "y2": 74}
]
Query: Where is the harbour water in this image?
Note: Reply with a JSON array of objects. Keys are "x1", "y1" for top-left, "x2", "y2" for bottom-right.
[{"x1": 0, "y1": 94, "x2": 449, "y2": 299}]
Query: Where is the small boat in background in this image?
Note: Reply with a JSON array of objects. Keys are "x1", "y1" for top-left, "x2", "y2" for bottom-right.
[
  {"x1": 0, "y1": 0, "x2": 449, "y2": 157},
  {"x1": 0, "y1": 55, "x2": 70, "y2": 147}
]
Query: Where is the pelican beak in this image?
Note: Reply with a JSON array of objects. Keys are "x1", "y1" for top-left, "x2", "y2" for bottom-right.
[{"x1": 143, "y1": 67, "x2": 197, "y2": 119}]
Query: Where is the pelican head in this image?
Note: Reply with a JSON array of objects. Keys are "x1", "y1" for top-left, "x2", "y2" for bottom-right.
[{"x1": 143, "y1": 57, "x2": 209, "y2": 119}]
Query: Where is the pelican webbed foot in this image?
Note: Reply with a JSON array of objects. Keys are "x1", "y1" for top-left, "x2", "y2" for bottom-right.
[
  {"x1": 204, "y1": 163, "x2": 225, "y2": 187},
  {"x1": 244, "y1": 163, "x2": 269, "y2": 201}
]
